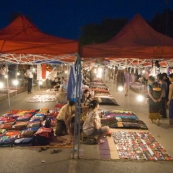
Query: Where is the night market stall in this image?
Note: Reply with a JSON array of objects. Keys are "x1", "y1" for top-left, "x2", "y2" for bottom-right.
[
  {"x1": 0, "y1": 15, "x2": 83, "y2": 155},
  {"x1": 80, "y1": 14, "x2": 173, "y2": 160}
]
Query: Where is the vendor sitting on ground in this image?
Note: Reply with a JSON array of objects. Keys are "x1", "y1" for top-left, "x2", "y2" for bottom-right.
[
  {"x1": 81, "y1": 89, "x2": 92, "y2": 107},
  {"x1": 59, "y1": 79, "x2": 68, "y2": 92},
  {"x1": 54, "y1": 81, "x2": 61, "y2": 91},
  {"x1": 83, "y1": 100, "x2": 109, "y2": 144},
  {"x1": 81, "y1": 89, "x2": 93, "y2": 117},
  {"x1": 51, "y1": 77, "x2": 59, "y2": 87},
  {"x1": 55, "y1": 100, "x2": 75, "y2": 136}
]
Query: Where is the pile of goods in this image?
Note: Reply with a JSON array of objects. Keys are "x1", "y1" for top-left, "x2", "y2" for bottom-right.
[
  {"x1": 113, "y1": 131, "x2": 172, "y2": 160},
  {"x1": 101, "y1": 110, "x2": 148, "y2": 129}
]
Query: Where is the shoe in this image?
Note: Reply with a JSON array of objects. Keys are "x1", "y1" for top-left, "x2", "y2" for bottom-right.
[{"x1": 51, "y1": 149, "x2": 62, "y2": 154}]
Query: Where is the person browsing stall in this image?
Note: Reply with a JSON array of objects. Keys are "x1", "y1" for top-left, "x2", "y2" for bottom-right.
[
  {"x1": 167, "y1": 74, "x2": 173, "y2": 127},
  {"x1": 147, "y1": 76, "x2": 163, "y2": 125},
  {"x1": 83, "y1": 100, "x2": 109, "y2": 144},
  {"x1": 26, "y1": 66, "x2": 34, "y2": 94}
]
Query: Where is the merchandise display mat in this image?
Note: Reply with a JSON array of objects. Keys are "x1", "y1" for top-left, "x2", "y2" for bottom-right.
[
  {"x1": 27, "y1": 94, "x2": 57, "y2": 102},
  {"x1": 95, "y1": 97, "x2": 119, "y2": 106},
  {"x1": 99, "y1": 129, "x2": 173, "y2": 161}
]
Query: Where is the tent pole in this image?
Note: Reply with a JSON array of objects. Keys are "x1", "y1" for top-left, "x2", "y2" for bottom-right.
[
  {"x1": 77, "y1": 56, "x2": 82, "y2": 158},
  {"x1": 15, "y1": 63, "x2": 18, "y2": 96},
  {"x1": 6, "y1": 62, "x2": 10, "y2": 107},
  {"x1": 72, "y1": 54, "x2": 82, "y2": 159}
]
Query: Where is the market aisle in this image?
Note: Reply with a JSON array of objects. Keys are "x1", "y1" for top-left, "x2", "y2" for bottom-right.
[
  {"x1": 0, "y1": 82, "x2": 173, "y2": 173},
  {"x1": 106, "y1": 81, "x2": 173, "y2": 158}
]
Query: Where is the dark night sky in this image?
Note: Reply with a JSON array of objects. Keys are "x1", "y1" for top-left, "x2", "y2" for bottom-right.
[{"x1": 0, "y1": 0, "x2": 173, "y2": 40}]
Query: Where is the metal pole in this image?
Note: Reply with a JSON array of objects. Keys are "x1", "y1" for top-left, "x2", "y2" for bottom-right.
[
  {"x1": 72, "y1": 54, "x2": 82, "y2": 159},
  {"x1": 15, "y1": 64, "x2": 18, "y2": 96},
  {"x1": 6, "y1": 62, "x2": 10, "y2": 107},
  {"x1": 77, "y1": 56, "x2": 82, "y2": 158}
]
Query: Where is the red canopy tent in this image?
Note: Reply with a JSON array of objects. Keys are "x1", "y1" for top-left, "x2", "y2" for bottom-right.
[
  {"x1": 81, "y1": 14, "x2": 173, "y2": 61},
  {"x1": 0, "y1": 15, "x2": 78, "y2": 63}
]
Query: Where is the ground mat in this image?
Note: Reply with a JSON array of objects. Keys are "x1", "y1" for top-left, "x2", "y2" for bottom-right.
[
  {"x1": 112, "y1": 131, "x2": 173, "y2": 161},
  {"x1": 27, "y1": 94, "x2": 56, "y2": 102},
  {"x1": 100, "y1": 110, "x2": 148, "y2": 130},
  {"x1": 96, "y1": 97, "x2": 119, "y2": 106}
]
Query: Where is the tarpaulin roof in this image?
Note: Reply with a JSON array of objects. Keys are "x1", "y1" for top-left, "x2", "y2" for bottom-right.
[
  {"x1": 81, "y1": 14, "x2": 173, "y2": 59},
  {"x1": 0, "y1": 15, "x2": 78, "y2": 56}
]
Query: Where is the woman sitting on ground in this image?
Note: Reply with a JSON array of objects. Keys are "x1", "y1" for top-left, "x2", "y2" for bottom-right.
[
  {"x1": 83, "y1": 100, "x2": 109, "y2": 144},
  {"x1": 81, "y1": 89, "x2": 92, "y2": 107},
  {"x1": 54, "y1": 80, "x2": 61, "y2": 91}
]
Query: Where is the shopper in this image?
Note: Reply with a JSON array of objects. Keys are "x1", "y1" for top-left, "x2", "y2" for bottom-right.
[
  {"x1": 167, "y1": 74, "x2": 173, "y2": 127},
  {"x1": 26, "y1": 66, "x2": 33, "y2": 94},
  {"x1": 124, "y1": 68, "x2": 132, "y2": 96},
  {"x1": 147, "y1": 76, "x2": 162, "y2": 125},
  {"x1": 157, "y1": 74, "x2": 167, "y2": 118},
  {"x1": 162, "y1": 73, "x2": 171, "y2": 102},
  {"x1": 114, "y1": 66, "x2": 118, "y2": 84},
  {"x1": 0, "y1": 65, "x2": 8, "y2": 81},
  {"x1": 83, "y1": 100, "x2": 109, "y2": 144}
]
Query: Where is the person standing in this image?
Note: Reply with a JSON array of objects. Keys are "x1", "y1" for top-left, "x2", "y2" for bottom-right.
[
  {"x1": 26, "y1": 66, "x2": 33, "y2": 94},
  {"x1": 0, "y1": 65, "x2": 8, "y2": 82},
  {"x1": 124, "y1": 68, "x2": 132, "y2": 96},
  {"x1": 167, "y1": 74, "x2": 173, "y2": 127},
  {"x1": 157, "y1": 74, "x2": 167, "y2": 118},
  {"x1": 104, "y1": 66, "x2": 109, "y2": 82},
  {"x1": 114, "y1": 66, "x2": 118, "y2": 84},
  {"x1": 147, "y1": 76, "x2": 162, "y2": 126},
  {"x1": 162, "y1": 73, "x2": 171, "y2": 102}
]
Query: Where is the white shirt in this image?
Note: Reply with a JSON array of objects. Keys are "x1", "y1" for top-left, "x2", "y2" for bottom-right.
[
  {"x1": 26, "y1": 69, "x2": 33, "y2": 78},
  {"x1": 0, "y1": 67, "x2": 7, "y2": 76},
  {"x1": 83, "y1": 110, "x2": 101, "y2": 135}
]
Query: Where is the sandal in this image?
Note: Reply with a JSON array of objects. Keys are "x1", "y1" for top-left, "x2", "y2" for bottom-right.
[
  {"x1": 98, "y1": 139, "x2": 105, "y2": 144},
  {"x1": 51, "y1": 149, "x2": 62, "y2": 154}
]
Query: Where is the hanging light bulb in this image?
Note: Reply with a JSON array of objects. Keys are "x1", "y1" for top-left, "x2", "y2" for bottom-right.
[
  {"x1": 17, "y1": 72, "x2": 20, "y2": 76},
  {"x1": 4, "y1": 75, "x2": 8, "y2": 79}
]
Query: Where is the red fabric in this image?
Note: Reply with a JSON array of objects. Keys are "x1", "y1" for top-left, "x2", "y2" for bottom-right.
[
  {"x1": 82, "y1": 14, "x2": 173, "y2": 59},
  {"x1": 0, "y1": 15, "x2": 78, "y2": 60},
  {"x1": 35, "y1": 127, "x2": 53, "y2": 138},
  {"x1": 42, "y1": 64, "x2": 46, "y2": 79}
]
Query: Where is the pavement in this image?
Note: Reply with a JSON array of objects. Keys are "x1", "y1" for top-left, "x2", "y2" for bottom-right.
[{"x1": 0, "y1": 81, "x2": 173, "y2": 173}]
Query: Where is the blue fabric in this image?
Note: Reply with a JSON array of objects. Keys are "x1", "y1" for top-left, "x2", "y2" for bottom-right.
[
  {"x1": 14, "y1": 137, "x2": 33, "y2": 145},
  {"x1": 67, "y1": 65, "x2": 76, "y2": 101}
]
